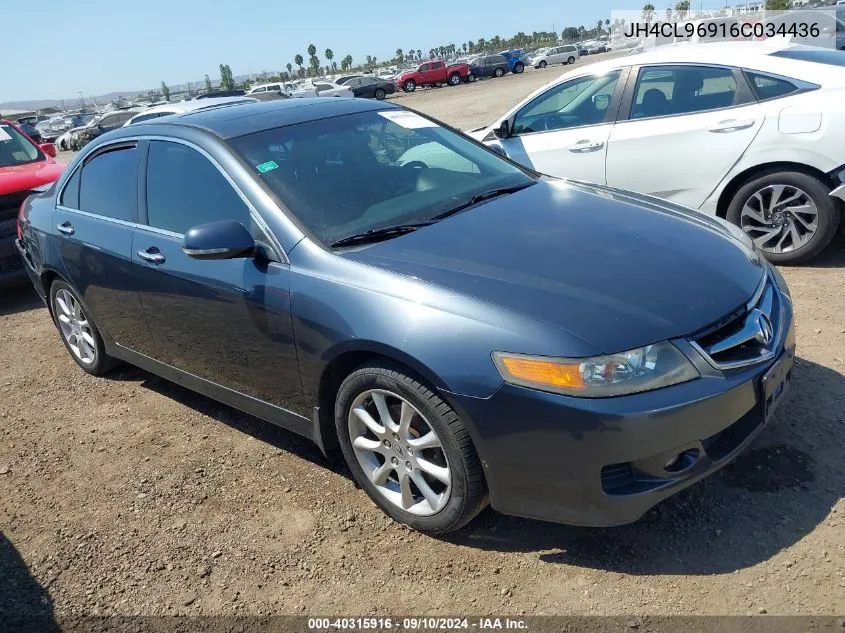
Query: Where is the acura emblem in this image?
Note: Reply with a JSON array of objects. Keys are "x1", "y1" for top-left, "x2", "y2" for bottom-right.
[{"x1": 753, "y1": 311, "x2": 774, "y2": 345}]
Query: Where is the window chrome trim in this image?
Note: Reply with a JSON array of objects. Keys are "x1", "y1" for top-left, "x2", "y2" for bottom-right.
[
  {"x1": 139, "y1": 135, "x2": 288, "y2": 264},
  {"x1": 55, "y1": 205, "x2": 139, "y2": 229}
]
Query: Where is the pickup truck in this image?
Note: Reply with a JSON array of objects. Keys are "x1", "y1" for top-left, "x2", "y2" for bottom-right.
[{"x1": 394, "y1": 60, "x2": 471, "y2": 92}]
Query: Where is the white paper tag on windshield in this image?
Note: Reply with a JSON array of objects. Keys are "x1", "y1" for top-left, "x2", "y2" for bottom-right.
[
  {"x1": 377, "y1": 110, "x2": 437, "y2": 129},
  {"x1": 0, "y1": 127, "x2": 12, "y2": 142}
]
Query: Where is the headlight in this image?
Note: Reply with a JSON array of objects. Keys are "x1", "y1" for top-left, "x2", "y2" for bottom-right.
[{"x1": 492, "y1": 342, "x2": 699, "y2": 398}]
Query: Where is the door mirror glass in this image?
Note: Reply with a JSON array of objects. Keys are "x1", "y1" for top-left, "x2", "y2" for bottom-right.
[
  {"x1": 493, "y1": 119, "x2": 510, "y2": 139},
  {"x1": 592, "y1": 93, "x2": 610, "y2": 110},
  {"x1": 182, "y1": 219, "x2": 256, "y2": 260},
  {"x1": 488, "y1": 143, "x2": 506, "y2": 157}
]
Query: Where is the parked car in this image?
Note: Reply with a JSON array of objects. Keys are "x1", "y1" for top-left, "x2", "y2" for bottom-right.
[
  {"x1": 17, "y1": 122, "x2": 43, "y2": 143},
  {"x1": 469, "y1": 54, "x2": 512, "y2": 79},
  {"x1": 196, "y1": 89, "x2": 247, "y2": 99},
  {"x1": 469, "y1": 41, "x2": 845, "y2": 263},
  {"x1": 56, "y1": 115, "x2": 99, "y2": 151},
  {"x1": 70, "y1": 109, "x2": 143, "y2": 150},
  {"x1": 124, "y1": 97, "x2": 258, "y2": 125},
  {"x1": 532, "y1": 44, "x2": 580, "y2": 68},
  {"x1": 0, "y1": 119, "x2": 63, "y2": 288},
  {"x1": 334, "y1": 75, "x2": 363, "y2": 85},
  {"x1": 247, "y1": 82, "x2": 296, "y2": 96},
  {"x1": 291, "y1": 81, "x2": 352, "y2": 98},
  {"x1": 17, "y1": 98, "x2": 794, "y2": 533},
  {"x1": 394, "y1": 60, "x2": 471, "y2": 92},
  {"x1": 499, "y1": 49, "x2": 528, "y2": 73},
  {"x1": 346, "y1": 76, "x2": 396, "y2": 100}
]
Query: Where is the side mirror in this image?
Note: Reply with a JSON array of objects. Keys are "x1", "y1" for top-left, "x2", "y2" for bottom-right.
[
  {"x1": 488, "y1": 143, "x2": 506, "y2": 157},
  {"x1": 492, "y1": 119, "x2": 510, "y2": 140},
  {"x1": 181, "y1": 219, "x2": 256, "y2": 260},
  {"x1": 39, "y1": 143, "x2": 57, "y2": 158}
]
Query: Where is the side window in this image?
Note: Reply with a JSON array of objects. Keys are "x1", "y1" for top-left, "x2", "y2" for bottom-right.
[
  {"x1": 419, "y1": 64, "x2": 430, "y2": 72},
  {"x1": 745, "y1": 71, "x2": 798, "y2": 101},
  {"x1": 432, "y1": 62, "x2": 444, "y2": 69},
  {"x1": 60, "y1": 167, "x2": 81, "y2": 209},
  {"x1": 513, "y1": 71, "x2": 622, "y2": 135},
  {"x1": 78, "y1": 146, "x2": 138, "y2": 222},
  {"x1": 145, "y1": 140, "x2": 252, "y2": 235},
  {"x1": 631, "y1": 65, "x2": 738, "y2": 119}
]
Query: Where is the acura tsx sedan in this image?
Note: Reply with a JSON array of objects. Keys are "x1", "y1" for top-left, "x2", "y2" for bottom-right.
[{"x1": 16, "y1": 98, "x2": 795, "y2": 533}]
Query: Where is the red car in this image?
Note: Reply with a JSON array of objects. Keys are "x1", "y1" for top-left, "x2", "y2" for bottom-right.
[
  {"x1": 395, "y1": 60, "x2": 471, "y2": 92},
  {"x1": 1, "y1": 119, "x2": 63, "y2": 288}
]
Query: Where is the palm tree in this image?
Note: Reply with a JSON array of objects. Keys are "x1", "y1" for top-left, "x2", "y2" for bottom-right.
[
  {"x1": 605, "y1": 18, "x2": 610, "y2": 30},
  {"x1": 462, "y1": 42, "x2": 468, "y2": 54},
  {"x1": 325, "y1": 48, "x2": 334, "y2": 71},
  {"x1": 286, "y1": 62, "x2": 293, "y2": 76},
  {"x1": 416, "y1": 49, "x2": 422, "y2": 60},
  {"x1": 596, "y1": 19, "x2": 603, "y2": 35},
  {"x1": 642, "y1": 3, "x2": 655, "y2": 22},
  {"x1": 395, "y1": 48, "x2": 404, "y2": 64},
  {"x1": 294, "y1": 54, "x2": 304, "y2": 78}
]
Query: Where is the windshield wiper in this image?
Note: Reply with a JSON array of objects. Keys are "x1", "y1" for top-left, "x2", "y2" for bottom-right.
[
  {"x1": 429, "y1": 182, "x2": 534, "y2": 222},
  {"x1": 330, "y1": 222, "x2": 433, "y2": 248}
]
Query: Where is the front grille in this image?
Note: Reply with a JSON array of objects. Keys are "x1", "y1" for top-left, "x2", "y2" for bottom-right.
[
  {"x1": 0, "y1": 253, "x2": 23, "y2": 274},
  {"x1": 0, "y1": 218, "x2": 17, "y2": 239},
  {"x1": 600, "y1": 463, "x2": 635, "y2": 491},
  {"x1": 690, "y1": 274, "x2": 781, "y2": 369}
]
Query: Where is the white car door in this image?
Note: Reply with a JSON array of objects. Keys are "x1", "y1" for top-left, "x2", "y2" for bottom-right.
[
  {"x1": 605, "y1": 64, "x2": 765, "y2": 209},
  {"x1": 491, "y1": 69, "x2": 627, "y2": 183}
]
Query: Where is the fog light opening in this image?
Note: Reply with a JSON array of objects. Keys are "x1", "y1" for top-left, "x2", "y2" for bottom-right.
[{"x1": 663, "y1": 449, "x2": 699, "y2": 473}]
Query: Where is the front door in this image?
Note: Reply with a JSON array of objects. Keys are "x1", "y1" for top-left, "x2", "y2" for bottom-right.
[
  {"x1": 495, "y1": 69, "x2": 625, "y2": 183},
  {"x1": 605, "y1": 64, "x2": 763, "y2": 208},
  {"x1": 133, "y1": 139, "x2": 304, "y2": 414}
]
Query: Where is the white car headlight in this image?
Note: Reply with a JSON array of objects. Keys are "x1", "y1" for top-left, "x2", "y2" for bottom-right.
[{"x1": 493, "y1": 342, "x2": 699, "y2": 398}]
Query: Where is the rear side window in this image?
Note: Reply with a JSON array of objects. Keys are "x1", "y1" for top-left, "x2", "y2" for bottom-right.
[
  {"x1": 745, "y1": 72, "x2": 799, "y2": 101},
  {"x1": 60, "y1": 167, "x2": 81, "y2": 208},
  {"x1": 78, "y1": 146, "x2": 138, "y2": 222},
  {"x1": 145, "y1": 140, "x2": 251, "y2": 235}
]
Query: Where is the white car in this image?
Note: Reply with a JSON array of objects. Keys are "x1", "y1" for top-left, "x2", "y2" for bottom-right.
[
  {"x1": 291, "y1": 81, "x2": 352, "y2": 98},
  {"x1": 123, "y1": 96, "x2": 257, "y2": 126},
  {"x1": 532, "y1": 45, "x2": 580, "y2": 68},
  {"x1": 468, "y1": 42, "x2": 845, "y2": 263},
  {"x1": 247, "y1": 82, "x2": 296, "y2": 96}
]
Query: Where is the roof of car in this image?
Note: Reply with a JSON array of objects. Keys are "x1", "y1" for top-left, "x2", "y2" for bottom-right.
[
  {"x1": 136, "y1": 97, "x2": 396, "y2": 140},
  {"x1": 132, "y1": 96, "x2": 257, "y2": 118}
]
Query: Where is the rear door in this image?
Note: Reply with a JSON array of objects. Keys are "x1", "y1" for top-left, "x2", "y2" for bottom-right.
[
  {"x1": 605, "y1": 64, "x2": 764, "y2": 208},
  {"x1": 496, "y1": 69, "x2": 627, "y2": 183},
  {"x1": 133, "y1": 139, "x2": 303, "y2": 412},
  {"x1": 54, "y1": 142, "x2": 155, "y2": 355}
]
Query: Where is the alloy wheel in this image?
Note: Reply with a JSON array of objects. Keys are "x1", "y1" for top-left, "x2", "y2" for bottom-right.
[
  {"x1": 740, "y1": 184, "x2": 819, "y2": 254},
  {"x1": 54, "y1": 289, "x2": 97, "y2": 365},
  {"x1": 347, "y1": 389, "x2": 451, "y2": 516}
]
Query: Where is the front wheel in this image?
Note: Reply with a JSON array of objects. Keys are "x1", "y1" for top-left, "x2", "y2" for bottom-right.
[
  {"x1": 335, "y1": 364, "x2": 487, "y2": 534},
  {"x1": 447, "y1": 72, "x2": 461, "y2": 86},
  {"x1": 494, "y1": 67, "x2": 505, "y2": 78},
  {"x1": 567, "y1": 56, "x2": 576, "y2": 64},
  {"x1": 537, "y1": 60, "x2": 547, "y2": 68},
  {"x1": 726, "y1": 170, "x2": 841, "y2": 264},
  {"x1": 50, "y1": 280, "x2": 119, "y2": 375},
  {"x1": 403, "y1": 79, "x2": 416, "y2": 92},
  {"x1": 513, "y1": 62, "x2": 524, "y2": 74},
  {"x1": 375, "y1": 88, "x2": 386, "y2": 100}
]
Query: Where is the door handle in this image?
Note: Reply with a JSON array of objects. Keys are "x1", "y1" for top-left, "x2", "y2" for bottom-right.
[
  {"x1": 56, "y1": 221, "x2": 74, "y2": 236},
  {"x1": 708, "y1": 119, "x2": 755, "y2": 133},
  {"x1": 137, "y1": 249, "x2": 166, "y2": 265},
  {"x1": 567, "y1": 140, "x2": 605, "y2": 153}
]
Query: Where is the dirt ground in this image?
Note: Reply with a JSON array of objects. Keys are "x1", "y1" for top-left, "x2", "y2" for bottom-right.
[{"x1": 3, "y1": 53, "x2": 845, "y2": 621}]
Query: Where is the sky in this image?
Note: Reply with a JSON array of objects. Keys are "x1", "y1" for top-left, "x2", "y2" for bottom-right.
[{"x1": 4, "y1": 0, "x2": 726, "y2": 103}]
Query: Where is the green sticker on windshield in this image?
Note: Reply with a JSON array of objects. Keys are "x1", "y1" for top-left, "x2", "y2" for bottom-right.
[{"x1": 256, "y1": 160, "x2": 279, "y2": 173}]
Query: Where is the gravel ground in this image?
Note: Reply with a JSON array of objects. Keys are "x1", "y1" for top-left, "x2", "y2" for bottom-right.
[{"x1": 3, "y1": 52, "x2": 845, "y2": 621}]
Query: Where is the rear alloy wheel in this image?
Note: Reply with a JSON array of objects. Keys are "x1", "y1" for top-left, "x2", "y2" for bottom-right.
[
  {"x1": 494, "y1": 67, "x2": 505, "y2": 78},
  {"x1": 335, "y1": 364, "x2": 487, "y2": 533},
  {"x1": 727, "y1": 170, "x2": 840, "y2": 264},
  {"x1": 448, "y1": 72, "x2": 461, "y2": 86},
  {"x1": 568, "y1": 56, "x2": 576, "y2": 64},
  {"x1": 538, "y1": 60, "x2": 547, "y2": 68},
  {"x1": 513, "y1": 62, "x2": 524, "y2": 73},
  {"x1": 403, "y1": 79, "x2": 416, "y2": 92},
  {"x1": 374, "y1": 88, "x2": 386, "y2": 100},
  {"x1": 50, "y1": 280, "x2": 118, "y2": 375}
]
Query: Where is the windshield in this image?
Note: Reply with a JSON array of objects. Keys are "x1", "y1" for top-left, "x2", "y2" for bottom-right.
[
  {"x1": 229, "y1": 109, "x2": 534, "y2": 246},
  {"x1": 771, "y1": 46, "x2": 845, "y2": 66},
  {"x1": 0, "y1": 123, "x2": 43, "y2": 168}
]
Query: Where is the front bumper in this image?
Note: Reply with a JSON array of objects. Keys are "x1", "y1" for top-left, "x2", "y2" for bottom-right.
[{"x1": 447, "y1": 310, "x2": 795, "y2": 527}]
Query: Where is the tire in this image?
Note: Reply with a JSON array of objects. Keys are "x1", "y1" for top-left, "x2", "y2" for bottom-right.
[
  {"x1": 447, "y1": 72, "x2": 461, "y2": 86},
  {"x1": 494, "y1": 67, "x2": 504, "y2": 78},
  {"x1": 49, "y1": 280, "x2": 119, "y2": 375},
  {"x1": 726, "y1": 170, "x2": 841, "y2": 265},
  {"x1": 513, "y1": 62, "x2": 524, "y2": 74},
  {"x1": 468, "y1": 74, "x2": 477, "y2": 82},
  {"x1": 538, "y1": 60, "x2": 547, "y2": 68},
  {"x1": 374, "y1": 88, "x2": 386, "y2": 100},
  {"x1": 567, "y1": 56, "x2": 576, "y2": 64},
  {"x1": 403, "y1": 79, "x2": 416, "y2": 92},
  {"x1": 335, "y1": 363, "x2": 487, "y2": 534}
]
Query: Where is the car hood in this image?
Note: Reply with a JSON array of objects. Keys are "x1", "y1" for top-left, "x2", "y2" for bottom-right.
[
  {"x1": 342, "y1": 180, "x2": 765, "y2": 354},
  {"x1": 0, "y1": 160, "x2": 64, "y2": 196}
]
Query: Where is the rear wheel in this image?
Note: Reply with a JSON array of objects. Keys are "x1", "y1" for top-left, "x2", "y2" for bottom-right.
[
  {"x1": 447, "y1": 72, "x2": 461, "y2": 86},
  {"x1": 375, "y1": 88, "x2": 386, "y2": 100},
  {"x1": 335, "y1": 363, "x2": 487, "y2": 534},
  {"x1": 403, "y1": 79, "x2": 416, "y2": 92},
  {"x1": 726, "y1": 170, "x2": 840, "y2": 264},
  {"x1": 538, "y1": 60, "x2": 547, "y2": 68},
  {"x1": 568, "y1": 56, "x2": 576, "y2": 64},
  {"x1": 49, "y1": 280, "x2": 118, "y2": 375},
  {"x1": 513, "y1": 62, "x2": 524, "y2": 73},
  {"x1": 494, "y1": 67, "x2": 505, "y2": 78}
]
